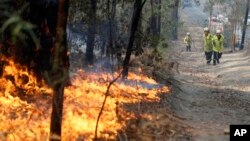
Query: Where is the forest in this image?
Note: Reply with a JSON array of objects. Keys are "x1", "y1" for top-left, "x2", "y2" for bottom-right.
[
  {"x1": 1, "y1": 0, "x2": 250, "y2": 141},
  {"x1": 0, "y1": 0, "x2": 178, "y2": 140}
]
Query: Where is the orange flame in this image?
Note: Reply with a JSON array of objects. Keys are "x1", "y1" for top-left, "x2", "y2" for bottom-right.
[{"x1": 0, "y1": 57, "x2": 169, "y2": 140}]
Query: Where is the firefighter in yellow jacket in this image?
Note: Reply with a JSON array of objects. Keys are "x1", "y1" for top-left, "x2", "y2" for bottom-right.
[
  {"x1": 212, "y1": 29, "x2": 224, "y2": 65},
  {"x1": 184, "y1": 32, "x2": 192, "y2": 52},
  {"x1": 203, "y1": 27, "x2": 213, "y2": 64}
]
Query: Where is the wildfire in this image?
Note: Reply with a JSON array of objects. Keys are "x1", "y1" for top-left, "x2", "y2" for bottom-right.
[{"x1": 0, "y1": 57, "x2": 169, "y2": 140}]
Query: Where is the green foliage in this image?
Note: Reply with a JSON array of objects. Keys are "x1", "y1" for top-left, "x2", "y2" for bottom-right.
[
  {"x1": 68, "y1": 0, "x2": 183, "y2": 52},
  {"x1": 157, "y1": 38, "x2": 169, "y2": 49},
  {"x1": 0, "y1": 0, "x2": 37, "y2": 45},
  {"x1": 141, "y1": 0, "x2": 181, "y2": 45},
  {"x1": 1, "y1": 14, "x2": 36, "y2": 43}
]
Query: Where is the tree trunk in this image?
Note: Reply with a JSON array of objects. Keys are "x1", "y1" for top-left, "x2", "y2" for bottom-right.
[
  {"x1": 50, "y1": 84, "x2": 65, "y2": 141},
  {"x1": 171, "y1": 0, "x2": 179, "y2": 40},
  {"x1": 157, "y1": 0, "x2": 161, "y2": 36},
  {"x1": 149, "y1": 0, "x2": 158, "y2": 36},
  {"x1": 86, "y1": 0, "x2": 97, "y2": 65},
  {"x1": 122, "y1": 0, "x2": 147, "y2": 78},
  {"x1": 233, "y1": 21, "x2": 237, "y2": 51},
  {"x1": 146, "y1": 0, "x2": 160, "y2": 47},
  {"x1": 106, "y1": 0, "x2": 117, "y2": 58},
  {"x1": 49, "y1": 0, "x2": 69, "y2": 140},
  {"x1": 135, "y1": 18, "x2": 143, "y2": 56},
  {"x1": 208, "y1": 0, "x2": 214, "y2": 31},
  {"x1": 240, "y1": 0, "x2": 249, "y2": 50},
  {"x1": 232, "y1": 6, "x2": 237, "y2": 51}
]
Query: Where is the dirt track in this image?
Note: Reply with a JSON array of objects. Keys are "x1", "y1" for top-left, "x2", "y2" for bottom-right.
[{"x1": 165, "y1": 6, "x2": 250, "y2": 141}]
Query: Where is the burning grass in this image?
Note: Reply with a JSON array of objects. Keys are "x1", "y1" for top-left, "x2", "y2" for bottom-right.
[{"x1": 0, "y1": 57, "x2": 170, "y2": 140}]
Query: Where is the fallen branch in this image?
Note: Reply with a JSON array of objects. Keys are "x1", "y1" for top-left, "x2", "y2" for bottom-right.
[{"x1": 94, "y1": 71, "x2": 122, "y2": 140}]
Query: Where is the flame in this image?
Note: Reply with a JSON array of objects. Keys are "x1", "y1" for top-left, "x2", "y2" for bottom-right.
[{"x1": 0, "y1": 57, "x2": 169, "y2": 140}]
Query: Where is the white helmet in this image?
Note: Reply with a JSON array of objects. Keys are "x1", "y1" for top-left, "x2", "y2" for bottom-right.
[
  {"x1": 204, "y1": 27, "x2": 209, "y2": 31},
  {"x1": 216, "y1": 29, "x2": 221, "y2": 34},
  {"x1": 187, "y1": 32, "x2": 190, "y2": 35}
]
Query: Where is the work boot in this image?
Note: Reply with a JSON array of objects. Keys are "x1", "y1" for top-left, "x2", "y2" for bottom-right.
[
  {"x1": 213, "y1": 60, "x2": 216, "y2": 65},
  {"x1": 207, "y1": 61, "x2": 210, "y2": 65}
]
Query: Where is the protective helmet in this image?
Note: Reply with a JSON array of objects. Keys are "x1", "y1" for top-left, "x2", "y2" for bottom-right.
[
  {"x1": 204, "y1": 27, "x2": 209, "y2": 31},
  {"x1": 187, "y1": 32, "x2": 190, "y2": 35},
  {"x1": 216, "y1": 29, "x2": 221, "y2": 34}
]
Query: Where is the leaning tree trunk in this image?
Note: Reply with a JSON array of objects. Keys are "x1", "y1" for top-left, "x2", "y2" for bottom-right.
[
  {"x1": 122, "y1": 0, "x2": 147, "y2": 78},
  {"x1": 49, "y1": 0, "x2": 69, "y2": 140},
  {"x1": 86, "y1": 0, "x2": 97, "y2": 65}
]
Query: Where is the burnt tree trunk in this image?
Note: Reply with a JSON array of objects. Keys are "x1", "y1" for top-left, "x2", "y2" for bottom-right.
[
  {"x1": 122, "y1": 0, "x2": 147, "y2": 78},
  {"x1": 106, "y1": 0, "x2": 117, "y2": 60},
  {"x1": 49, "y1": 0, "x2": 69, "y2": 140},
  {"x1": 86, "y1": 0, "x2": 97, "y2": 65},
  {"x1": 108, "y1": 0, "x2": 117, "y2": 71}
]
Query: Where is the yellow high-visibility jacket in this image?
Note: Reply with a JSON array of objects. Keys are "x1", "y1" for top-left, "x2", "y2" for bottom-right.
[
  {"x1": 203, "y1": 33, "x2": 213, "y2": 52},
  {"x1": 212, "y1": 35, "x2": 224, "y2": 53},
  {"x1": 184, "y1": 35, "x2": 192, "y2": 45}
]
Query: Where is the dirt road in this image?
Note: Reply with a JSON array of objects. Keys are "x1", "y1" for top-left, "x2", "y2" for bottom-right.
[{"x1": 166, "y1": 5, "x2": 250, "y2": 141}]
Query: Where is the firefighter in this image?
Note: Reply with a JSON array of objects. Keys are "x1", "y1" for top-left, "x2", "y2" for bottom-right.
[
  {"x1": 212, "y1": 29, "x2": 224, "y2": 65},
  {"x1": 184, "y1": 32, "x2": 192, "y2": 52},
  {"x1": 203, "y1": 27, "x2": 213, "y2": 64}
]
